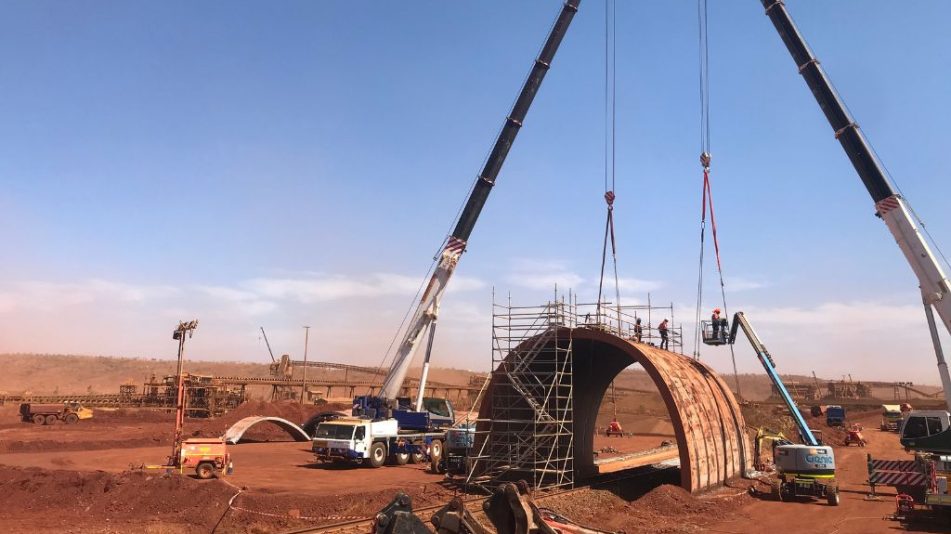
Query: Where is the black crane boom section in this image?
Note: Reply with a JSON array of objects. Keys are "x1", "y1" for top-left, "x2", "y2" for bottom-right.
[
  {"x1": 761, "y1": 0, "x2": 896, "y2": 203},
  {"x1": 451, "y1": 0, "x2": 580, "y2": 242}
]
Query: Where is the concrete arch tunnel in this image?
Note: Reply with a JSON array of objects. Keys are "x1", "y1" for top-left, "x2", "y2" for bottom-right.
[
  {"x1": 476, "y1": 327, "x2": 752, "y2": 492},
  {"x1": 223, "y1": 416, "x2": 311, "y2": 444}
]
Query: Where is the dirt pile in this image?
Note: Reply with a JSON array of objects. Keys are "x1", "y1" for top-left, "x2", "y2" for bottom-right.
[
  {"x1": 0, "y1": 465, "x2": 237, "y2": 532},
  {"x1": 0, "y1": 463, "x2": 456, "y2": 533},
  {"x1": 544, "y1": 484, "x2": 749, "y2": 534}
]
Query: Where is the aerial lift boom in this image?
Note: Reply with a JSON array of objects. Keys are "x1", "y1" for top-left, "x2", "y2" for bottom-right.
[
  {"x1": 729, "y1": 312, "x2": 818, "y2": 446},
  {"x1": 760, "y1": 0, "x2": 951, "y2": 412},
  {"x1": 378, "y1": 0, "x2": 581, "y2": 410},
  {"x1": 716, "y1": 312, "x2": 838, "y2": 504}
]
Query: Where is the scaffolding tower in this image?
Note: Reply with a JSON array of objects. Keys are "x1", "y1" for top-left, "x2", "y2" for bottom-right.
[{"x1": 468, "y1": 293, "x2": 575, "y2": 491}]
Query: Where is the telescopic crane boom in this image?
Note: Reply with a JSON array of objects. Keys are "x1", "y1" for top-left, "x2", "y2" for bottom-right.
[
  {"x1": 379, "y1": 0, "x2": 581, "y2": 408},
  {"x1": 761, "y1": 0, "x2": 951, "y2": 412}
]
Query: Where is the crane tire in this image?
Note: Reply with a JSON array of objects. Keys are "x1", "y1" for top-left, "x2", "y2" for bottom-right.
[
  {"x1": 410, "y1": 440, "x2": 425, "y2": 464},
  {"x1": 368, "y1": 442, "x2": 386, "y2": 468},
  {"x1": 429, "y1": 439, "x2": 443, "y2": 464}
]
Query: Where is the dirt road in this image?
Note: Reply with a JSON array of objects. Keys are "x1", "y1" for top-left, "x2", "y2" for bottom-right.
[{"x1": 706, "y1": 410, "x2": 930, "y2": 534}]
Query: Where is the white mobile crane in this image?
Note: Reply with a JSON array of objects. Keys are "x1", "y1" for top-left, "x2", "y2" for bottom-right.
[
  {"x1": 348, "y1": 0, "x2": 580, "y2": 434},
  {"x1": 759, "y1": 0, "x2": 951, "y2": 454}
]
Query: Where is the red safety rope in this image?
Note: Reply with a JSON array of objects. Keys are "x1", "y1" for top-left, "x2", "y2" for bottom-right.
[{"x1": 701, "y1": 157, "x2": 723, "y2": 273}]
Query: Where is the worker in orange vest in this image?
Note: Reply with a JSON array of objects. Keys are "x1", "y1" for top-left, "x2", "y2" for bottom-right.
[{"x1": 658, "y1": 319, "x2": 669, "y2": 350}]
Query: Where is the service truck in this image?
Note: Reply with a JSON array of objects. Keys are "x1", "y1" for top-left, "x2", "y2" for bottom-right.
[
  {"x1": 881, "y1": 404, "x2": 904, "y2": 432},
  {"x1": 825, "y1": 406, "x2": 846, "y2": 427},
  {"x1": 312, "y1": 417, "x2": 445, "y2": 468}
]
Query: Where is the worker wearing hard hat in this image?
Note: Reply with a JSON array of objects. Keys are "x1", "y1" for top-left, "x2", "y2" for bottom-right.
[
  {"x1": 658, "y1": 319, "x2": 669, "y2": 350},
  {"x1": 712, "y1": 308, "x2": 727, "y2": 341}
]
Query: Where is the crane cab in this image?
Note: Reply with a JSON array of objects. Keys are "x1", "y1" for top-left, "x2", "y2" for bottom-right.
[
  {"x1": 900, "y1": 410, "x2": 951, "y2": 454},
  {"x1": 700, "y1": 319, "x2": 730, "y2": 346}
]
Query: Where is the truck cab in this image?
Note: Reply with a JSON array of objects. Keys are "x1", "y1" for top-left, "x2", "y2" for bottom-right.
[
  {"x1": 900, "y1": 410, "x2": 951, "y2": 454},
  {"x1": 825, "y1": 406, "x2": 846, "y2": 427},
  {"x1": 312, "y1": 417, "x2": 399, "y2": 467},
  {"x1": 881, "y1": 404, "x2": 904, "y2": 432}
]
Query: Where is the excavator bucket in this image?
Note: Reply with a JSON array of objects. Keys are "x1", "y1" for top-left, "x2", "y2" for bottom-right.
[{"x1": 374, "y1": 492, "x2": 431, "y2": 534}]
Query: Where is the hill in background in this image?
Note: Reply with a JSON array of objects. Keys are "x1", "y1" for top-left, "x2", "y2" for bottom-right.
[{"x1": 0, "y1": 353, "x2": 938, "y2": 402}]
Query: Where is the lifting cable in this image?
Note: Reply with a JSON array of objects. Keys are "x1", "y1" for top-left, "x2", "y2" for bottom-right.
[
  {"x1": 596, "y1": 0, "x2": 621, "y2": 329},
  {"x1": 691, "y1": 0, "x2": 742, "y2": 397}
]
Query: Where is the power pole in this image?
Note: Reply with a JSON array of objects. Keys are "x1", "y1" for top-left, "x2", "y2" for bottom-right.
[
  {"x1": 170, "y1": 319, "x2": 198, "y2": 467},
  {"x1": 300, "y1": 325, "x2": 311, "y2": 404}
]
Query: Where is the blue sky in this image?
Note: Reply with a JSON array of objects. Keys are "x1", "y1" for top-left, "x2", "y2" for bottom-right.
[{"x1": 1, "y1": 1, "x2": 949, "y2": 385}]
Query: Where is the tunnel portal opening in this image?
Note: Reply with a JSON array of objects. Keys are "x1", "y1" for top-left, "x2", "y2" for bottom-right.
[{"x1": 473, "y1": 325, "x2": 751, "y2": 493}]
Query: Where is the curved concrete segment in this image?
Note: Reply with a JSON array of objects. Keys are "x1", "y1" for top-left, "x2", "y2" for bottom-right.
[
  {"x1": 477, "y1": 327, "x2": 751, "y2": 492},
  {"x1": 223, "y1": 416, "x2": 311, "y2": 444}
]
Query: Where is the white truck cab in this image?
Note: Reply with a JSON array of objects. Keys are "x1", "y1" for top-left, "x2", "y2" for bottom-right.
[{"x1": 312, "y1": 417, "x2": 400, "y2": 467}]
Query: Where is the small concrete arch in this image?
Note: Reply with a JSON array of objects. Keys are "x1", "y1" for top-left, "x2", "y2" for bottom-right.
[
  {"x1": 477, "y1": 327, "x2": 751, "y2": 492},
  {"x1": 223, "y1": 416, "x2": 311, "y2": 444}
]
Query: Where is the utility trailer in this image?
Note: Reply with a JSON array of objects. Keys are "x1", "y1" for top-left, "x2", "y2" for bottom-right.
[
  {"x1": 179, "y1": 438, "x2": 231, "y2": 479},
  {"x1": 312, "y1": 418, "x2": 445, "y2": 468}
]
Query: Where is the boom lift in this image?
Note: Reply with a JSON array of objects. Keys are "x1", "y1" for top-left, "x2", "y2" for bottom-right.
[
  {"x1": 705, "y1": 312, "x2": 839, "y2": 504},
  {"x1": 760, "y1": 0, "x2": 951, "y2": 454},
  {"x1": 352, "y1": 0, "x2": 580, "y2": 426}
]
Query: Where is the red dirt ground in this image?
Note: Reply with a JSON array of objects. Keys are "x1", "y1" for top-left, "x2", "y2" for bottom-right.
[{"x1": 0, "y1": 401, "x2": 936, "y2": 533}]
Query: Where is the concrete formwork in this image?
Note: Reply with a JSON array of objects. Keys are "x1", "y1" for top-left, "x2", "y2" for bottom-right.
[{"x1": 478, "y1": 327, "x2": 751, "y2": 492}]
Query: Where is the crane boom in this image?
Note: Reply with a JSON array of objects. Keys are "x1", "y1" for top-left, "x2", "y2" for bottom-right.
[
  {"x1": 260, "y1": 327, "x2": 276, "y2": 363},
  {"x1": 729, "y1": 312, "x2": 818, "y2": 446},
  {"x1": 761, "y1": 0, "x2": 951, "y2": 411},
  {"x1": 379, "y1": 0, "x2": 581, "y2": 403}
]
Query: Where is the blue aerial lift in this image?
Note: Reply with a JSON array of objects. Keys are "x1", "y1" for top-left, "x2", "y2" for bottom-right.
[{"x1": 704, "y1": 312, "x2": 839, "y2": 504}]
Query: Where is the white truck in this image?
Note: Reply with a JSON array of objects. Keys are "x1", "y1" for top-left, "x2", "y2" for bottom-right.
[{"x1": 312, "y1": 417, "x2": 444, "y2": 468}]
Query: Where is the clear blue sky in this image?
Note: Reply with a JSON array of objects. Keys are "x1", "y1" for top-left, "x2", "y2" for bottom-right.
[{"x1": 1, "y1": 1, "x2": 949, "y2": 385}]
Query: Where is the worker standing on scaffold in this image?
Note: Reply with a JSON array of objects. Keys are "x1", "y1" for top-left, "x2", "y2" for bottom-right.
[
  {"x1": 634, "y1": 318, "x2": 643, "y2": 343},
  {"x1": 658, "y1": 319, "x2": 670, "y2": 350}
]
